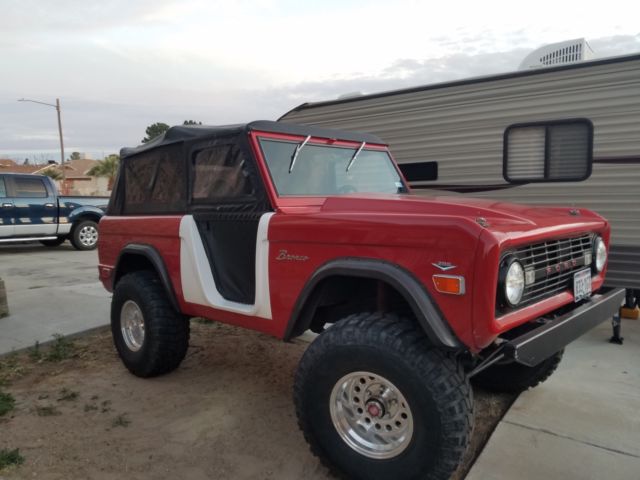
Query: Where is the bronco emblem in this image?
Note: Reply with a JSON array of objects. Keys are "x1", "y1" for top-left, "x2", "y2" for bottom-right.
[{"x1": 276, "y1": 249, "x2": 309, "y2": 262}]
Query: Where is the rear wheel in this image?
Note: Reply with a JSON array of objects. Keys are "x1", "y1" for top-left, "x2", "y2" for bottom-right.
[
  {"x1": 294, "y1": 313, "x2": 473, "y2": 480},
  {"x1": 111, "y1": 271, "x2": 190, "y2": 377},
  {"x1": 70, "y1": 219, "x2": 99, "y2": 250},
  {"x1": 40, "y1": 237, "x2": 66, "y2": 247},
  {"x1": 472, "y1": 350, "x2": 563, "y2": 393}
]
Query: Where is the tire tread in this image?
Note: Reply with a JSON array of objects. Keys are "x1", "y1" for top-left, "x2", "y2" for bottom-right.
[
  {"x1": 294, "y1": 312, "x2": 473, "y2": 480},
  {"x1": 112, "y1": 270, "x2": 189, "y2": 377}
]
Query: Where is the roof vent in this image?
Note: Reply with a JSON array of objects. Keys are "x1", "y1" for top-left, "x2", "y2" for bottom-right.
[{"x1": 519, "y1": 38, "x2": 594, "y2": 70}]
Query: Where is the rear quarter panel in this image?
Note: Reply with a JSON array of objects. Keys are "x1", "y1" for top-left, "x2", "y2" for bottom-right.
[{"x1": 98, "y1": 216, "x2": 183, "y2": 295}]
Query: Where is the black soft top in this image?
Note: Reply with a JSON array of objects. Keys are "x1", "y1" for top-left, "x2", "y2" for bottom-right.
[{"x1": 120, "y1": 120, "x2": 385, "y2": 158}]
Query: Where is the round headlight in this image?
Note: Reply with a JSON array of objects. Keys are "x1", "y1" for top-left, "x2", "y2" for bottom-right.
[
  {"x1": 594, "y1": 236, "x2": 607, "y2": 273},
  {"x1": 504, "y1": 260, "x2": 525, "y2": 306}
]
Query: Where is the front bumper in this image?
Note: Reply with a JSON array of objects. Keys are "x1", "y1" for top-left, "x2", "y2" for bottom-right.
[{"x1": 504, "y1": 287, "x2": 625, "y2": 367}]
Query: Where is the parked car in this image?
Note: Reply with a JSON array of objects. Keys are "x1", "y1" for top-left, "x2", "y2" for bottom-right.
[
  {"x1": 98, "y1": 121, "x2": 624, "y2": 480},
  {"x1": 0, "y1": 173, "x2": 108, "y2": 250}
]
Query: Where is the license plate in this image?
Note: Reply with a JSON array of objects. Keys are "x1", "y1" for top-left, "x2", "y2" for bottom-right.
[{"x1": 573, "y1": 268, "x2": 592, "y2": 302}]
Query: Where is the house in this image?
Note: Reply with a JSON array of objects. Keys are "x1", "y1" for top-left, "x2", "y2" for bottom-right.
[
  {"x1": 0, "y1": 159, "x2": 41, "y2": 174},
  {"x1": 35, "y1": 159, "x2": 110, "y2": 196}
]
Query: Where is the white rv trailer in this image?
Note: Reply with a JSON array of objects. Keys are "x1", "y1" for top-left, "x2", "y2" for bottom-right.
[{"x1": 279, "y1": 53, "x2": 640, "y2": 293}]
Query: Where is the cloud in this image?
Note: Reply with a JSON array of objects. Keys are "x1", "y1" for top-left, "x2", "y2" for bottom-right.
[
  {"x1": 1, "y1": 0, "x2": 638, "y2": 159},
  {"x1": 589, "y1": 34, "x2": 640, "y2": 57},
  {"x1": 0, "y1": 0, "x2": 175, "y2": 34}
]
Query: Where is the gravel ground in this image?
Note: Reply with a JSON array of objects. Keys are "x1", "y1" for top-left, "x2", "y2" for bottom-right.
[{"x1": 0, "y1": 321, "x2": 514, "y2": 480}]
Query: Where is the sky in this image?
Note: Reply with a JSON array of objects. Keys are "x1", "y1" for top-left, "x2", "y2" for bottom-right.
[{"x1": 1, "y1": 0, "x2": 639, "y2": 161}]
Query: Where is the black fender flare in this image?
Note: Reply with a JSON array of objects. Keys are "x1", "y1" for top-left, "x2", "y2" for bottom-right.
[
  {"x1": 284, "y1": 258, "x2": 462, "y2": 349},
  {"x1": 68, "y1": 206, "x2": 104, "y2": 225},
  {"x1": 113, "y1": 244, "x2": 180, "y2": 312}
]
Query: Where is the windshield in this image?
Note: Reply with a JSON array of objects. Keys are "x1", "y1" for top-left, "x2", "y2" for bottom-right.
[{"x1": 259, "y1": 139, "x2": 407, "y2": 196}]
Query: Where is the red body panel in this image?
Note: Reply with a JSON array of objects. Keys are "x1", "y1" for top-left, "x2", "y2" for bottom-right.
[{"x1": 99, "y1": 130, "x2": 611, "y2": 354}]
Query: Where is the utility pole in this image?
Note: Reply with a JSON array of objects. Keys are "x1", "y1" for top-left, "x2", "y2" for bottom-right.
[
  {"x1": 18, "y1": 97, "x2": 66, "y2": 181},
  {"x1": 56, "y1": 98, "x2": 65, "y2": 180}
]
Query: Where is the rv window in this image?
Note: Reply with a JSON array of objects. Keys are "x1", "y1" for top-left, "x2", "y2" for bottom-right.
[{"x1": 503, "y1": 119, "x2": 593, "y2": 183}]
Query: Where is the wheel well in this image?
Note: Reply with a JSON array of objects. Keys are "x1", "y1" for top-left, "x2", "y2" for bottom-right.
[
  {"x1": 71, "y1": 214, "x2": 101, "y2": 230},
  {"x1": 113, "y1": 253, "x2": 157, "y2": 287},
  {"x1": 112, "y1": 248, "x2": 180, "y2": 312},
  {"x1": 289, "y1": 276, "x2": 415, "y2": 338}
]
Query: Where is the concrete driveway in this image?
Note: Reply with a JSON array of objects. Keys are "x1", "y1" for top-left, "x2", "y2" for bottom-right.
[
  {"x1": 0, "y1": 242, "x2": 109, "y2": 355},
  {"x1": 468, "y1": 318, "x2": 640, "y2": 480}
]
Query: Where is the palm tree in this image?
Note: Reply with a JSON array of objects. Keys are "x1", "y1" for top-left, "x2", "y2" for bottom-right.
[
  {"x1": 87, "y1": 154, "x2": 120, "y2": 189},
  {"x1": 41, "y1": 166, "x2": 63, "y2": 180}
]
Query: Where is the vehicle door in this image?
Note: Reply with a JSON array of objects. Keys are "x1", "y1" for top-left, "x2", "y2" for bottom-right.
[
  {"x1": 189, "y1": 136, "x2": 272, "y2": 305},
  {"x1": 6, "y1": 175, "x2": 57, "y2": 236},
  {"x1": 0, "y1": 176, "x2": 15, "y2": 238}
]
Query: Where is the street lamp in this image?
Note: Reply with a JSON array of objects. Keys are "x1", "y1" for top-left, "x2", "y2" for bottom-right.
[{"x1": 18, "y1": 97, "x2": 66, "y2": 180}]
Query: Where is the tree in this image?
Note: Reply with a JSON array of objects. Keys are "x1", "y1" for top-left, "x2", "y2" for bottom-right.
[
  {"x1": 183, "y1": 120, "x2": 202, "y2": 125},
  {"x1": 87, "y1": 154, "x2": 120, "y2": 189},
  {"x1": 142, "y1": 123, "x2": 169, "y2": 143},
  {"x1": 68, "y1": 152, "x2": 81, "y2": 161},
  {"x1": 41, "y1": 167, "x2": 63, "y2": 180}
]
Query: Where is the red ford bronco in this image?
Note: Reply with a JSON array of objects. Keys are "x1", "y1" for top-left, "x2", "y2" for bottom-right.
[{"x1": 98, "y1": 121, "x2": 624, "y2": 480}]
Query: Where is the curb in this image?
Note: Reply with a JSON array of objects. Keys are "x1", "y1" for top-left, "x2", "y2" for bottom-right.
[{"x1": 0, "y1": 324, "x2": 110, "y2": 359}]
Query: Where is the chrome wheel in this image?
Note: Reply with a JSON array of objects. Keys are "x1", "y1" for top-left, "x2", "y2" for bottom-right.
[
  {"x1": 78, "y1": 224, "x2": 98, "y2": 247},
  {"x1": 329, "y1": 371, "x2": 413, "y2": 459},
  {"x1": 121, "y1": 300, "x2": 145, "y2": 352}
]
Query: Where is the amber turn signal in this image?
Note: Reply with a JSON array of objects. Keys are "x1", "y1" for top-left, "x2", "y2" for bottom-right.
[{"x1": 432, "y1": 275, "x2": 465, "y2": 295}]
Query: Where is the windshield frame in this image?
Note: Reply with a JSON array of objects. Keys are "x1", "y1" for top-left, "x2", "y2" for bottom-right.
[{"x1": 249, "y1": 130, "x2": 409, "y2": 207}]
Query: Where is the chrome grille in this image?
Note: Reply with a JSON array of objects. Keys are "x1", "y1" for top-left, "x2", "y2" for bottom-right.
[{"x1": 498, "y1": 234, "x2": 593, "y2": 310}]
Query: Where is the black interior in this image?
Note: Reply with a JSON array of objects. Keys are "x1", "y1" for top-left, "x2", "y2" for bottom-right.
[{"x1": 194, "y1": 211, "x2": 262, "y2": 304}]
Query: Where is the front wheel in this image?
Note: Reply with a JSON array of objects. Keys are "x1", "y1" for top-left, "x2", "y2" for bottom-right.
[
  {"x1": 111, "y1": 271, "x2": 190, "y2": 377},
  {"x1": 294, "y1": 313, "x2": 473, "y2": 480},
  {"x1": 70, "y1": 220, "x2": 99, "y2": 250}
]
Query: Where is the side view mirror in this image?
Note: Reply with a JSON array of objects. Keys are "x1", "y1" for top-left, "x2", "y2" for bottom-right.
[{"x1": 503, "y1": 118, "x2": 593, "y2": 183}]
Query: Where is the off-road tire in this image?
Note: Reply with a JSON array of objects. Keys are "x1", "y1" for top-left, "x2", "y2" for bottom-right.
[
  {"x1": 294, "y1": 312, "x2": 473, "y2": 480},
  {"x1": 111, "y1": 271, "x2": 190, "y2": 377},
  {"x1": 40, "y1": 237, "x2": 66, "y2": 247},
  {"x1": 472, "y1": 350, "x2": 564, "y2": 393},
  {"x1": 70, "y1": 219, "x2": 99, "y2": 250}
]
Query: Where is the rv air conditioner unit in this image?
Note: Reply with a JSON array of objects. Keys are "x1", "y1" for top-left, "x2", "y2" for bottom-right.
[{"x1": 519, "y1": 38, "x2": 594, "y2": 70}]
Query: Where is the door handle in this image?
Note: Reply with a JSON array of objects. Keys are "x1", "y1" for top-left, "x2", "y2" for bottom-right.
[
  {"x1": 1, "y1": 203, "x2": 13, "y2": 208},
  {"x1": 44, "y1": 203, "x2": 55, "y2": 208}
]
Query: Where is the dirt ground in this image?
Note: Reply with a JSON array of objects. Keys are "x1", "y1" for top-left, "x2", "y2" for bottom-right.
[{"x1": 0, "y1": 322, "x2": 514, "y2": 480}]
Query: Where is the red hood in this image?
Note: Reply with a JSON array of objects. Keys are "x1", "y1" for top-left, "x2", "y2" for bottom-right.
[{"x1": 319, "y1": 193, "x2": 606, "y2": 237}]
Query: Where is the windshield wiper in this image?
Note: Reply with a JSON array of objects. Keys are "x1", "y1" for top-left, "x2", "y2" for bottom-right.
[
  {"x1": 289, "y1": 135, "x2": 311, "y2": 173},
  {"x1": 345, "y1": 142, "x2": 366, "y2": 172}
]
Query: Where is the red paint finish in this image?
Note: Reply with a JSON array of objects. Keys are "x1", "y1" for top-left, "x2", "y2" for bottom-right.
[
  {"x1": 99, "y1": 128, "x2": 613, "y2": 356},
  {"x1": 98, "y1": 216, "x2": 184, "y2": 302}
]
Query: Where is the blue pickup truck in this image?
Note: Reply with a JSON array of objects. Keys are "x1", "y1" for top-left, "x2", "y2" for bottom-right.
[{"x1": 0, "y1": 173, "x2": 108, "y2": 250}]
